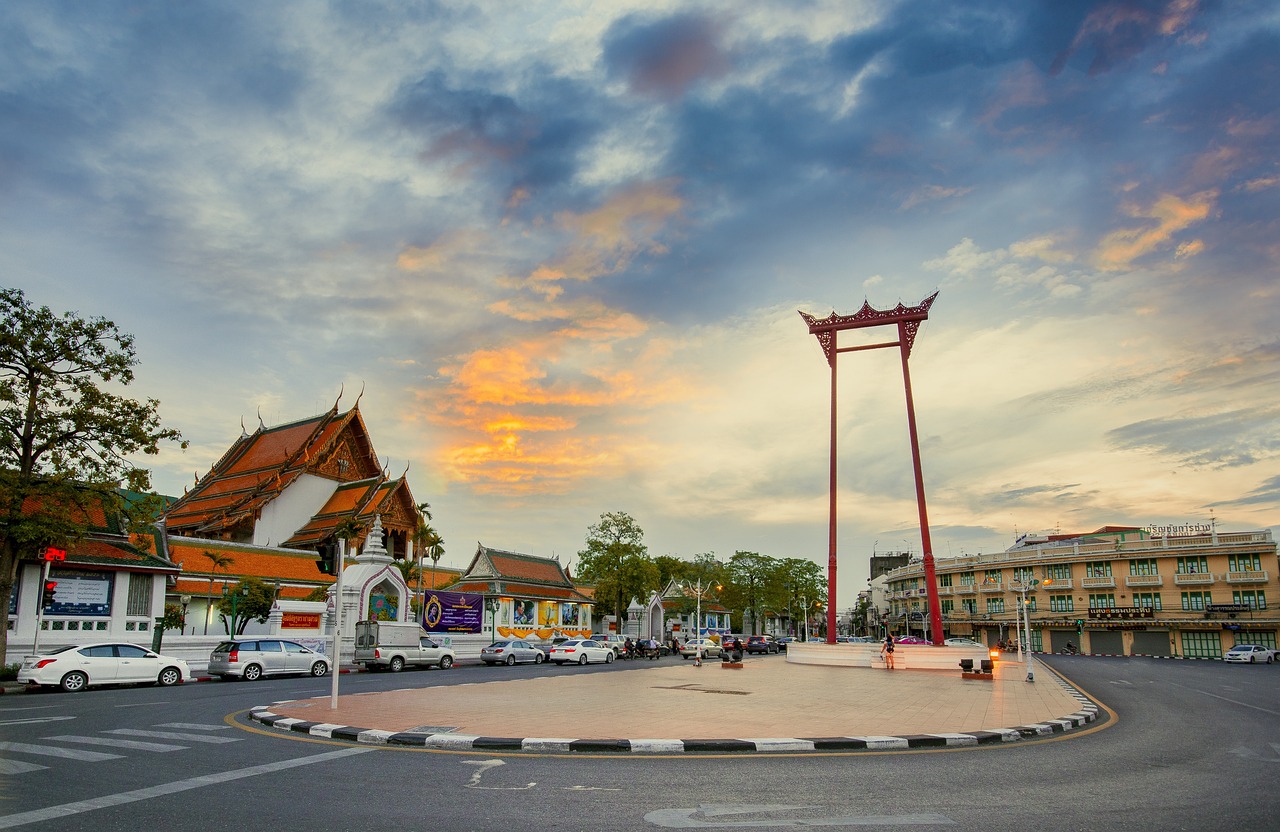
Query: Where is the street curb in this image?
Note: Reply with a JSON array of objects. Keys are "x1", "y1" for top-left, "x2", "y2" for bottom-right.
[{"x1": 246, "y1": 663, "x2": 1101, "y2": 755}]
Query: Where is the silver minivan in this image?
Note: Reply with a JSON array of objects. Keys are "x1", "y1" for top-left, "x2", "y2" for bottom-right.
[{"x1": 208, "y1": 638, "x2": 330, "y2": 681}]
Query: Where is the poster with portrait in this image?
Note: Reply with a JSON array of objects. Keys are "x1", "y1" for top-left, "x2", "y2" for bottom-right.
[
  {"x1": 560, "y1": 602, "x2": 579, "y2": 627},
  {"x1": 539, "y1": 601, "x2": 558, "y2": 627},
  {"x1": 513, "y1": 599, "x2": 534, "y2": 625},
  {"x1": 421, "y1": 590, "x2": 483, "y2": 633}
]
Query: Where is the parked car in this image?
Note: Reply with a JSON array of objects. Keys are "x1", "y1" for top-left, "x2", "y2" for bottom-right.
[
  {"x1": 775, "y1": 637, "x2": 795, "y2": 651},
  {"x1": 589, "y1": 634, "x2": 628, "y2": 656},
  {"x1": 1224, "y1": 644, "x2": 1276, "y2": 664},
  {"x1": 208, "y1": 638, "x2": 330, "y2": 681},
  {"x1": 840, "y1": 636, "x2": 875, "y2": 643},
  {"x1": 944, "y1": 638, "x2": 984, "y2": 648},
  {"x1": 18, "y1": 642, "x2": 190, "y2": 692},
  {"x1": 894, "y1": 636, "x2": 929, "y2": 645},
  {"x1": 549, "y1": 638, "x2": 615, "y2": 665},
  {"x1": 480, "y1": 639, "x2": 545, "y2": 666},
  {"x1": 746, "y1": 635, "x2": 779, "y2": 654},
  {"x1": 679, "y1": 639, "x2": 721, "y2": 660}
]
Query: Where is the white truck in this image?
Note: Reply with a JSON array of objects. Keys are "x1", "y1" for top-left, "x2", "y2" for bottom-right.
[{"x1": 353, "y1": 620, "x2": 456, "y2": 672}]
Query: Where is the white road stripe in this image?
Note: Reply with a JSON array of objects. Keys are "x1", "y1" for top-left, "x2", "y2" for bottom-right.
[
  {"x1": 0, "y1": 747, "x2": 375, "y2": 829},
  {"x1": 0, "y1": 760, "x2": 47, "y2": 775},
  {"x1": 103, "y1": 729, "x2": 240, "y2": 744},
  {"x1": 44, "y1": 735, "x2": 186, "y2": 752},
  {"x1": 153, "y1": 723, "x2": 231, "y2": 730},
  {"x1": 0, "y1": 742, "x2": 121, "y2": 762}
]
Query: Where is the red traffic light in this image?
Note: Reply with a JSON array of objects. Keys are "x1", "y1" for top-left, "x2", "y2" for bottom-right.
[
  {"x1": 43, "y1": 546, "x2": 67, "y2": 562},
  {"x1": 41, "y1": 580, "x2": 58, "y2": 607}
]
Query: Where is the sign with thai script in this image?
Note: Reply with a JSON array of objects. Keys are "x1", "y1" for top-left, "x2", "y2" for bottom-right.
[
  {"x1": 46, "y1": 569, "x2": 112, "y2": 616},
  {"x1": 281, "y1": 612, "x2": 321, "y2": 629},
  {"x1": 1092, "y1": 607, "x2": 1155, "y2": 620},
  {"x1": 1144, "y1": 522, "x2": 1212, "y2": 537},
  {"x1": 422, "y1": 590, "x2": 483, "y2": 633},
  {"x1": 1206, "y1": 603, "x2": 1252, "y2": 613}
]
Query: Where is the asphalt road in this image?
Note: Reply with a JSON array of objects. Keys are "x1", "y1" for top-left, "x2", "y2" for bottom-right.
[{"x1": 1, "y1": 654, "x2": 1276, "y2": 831}]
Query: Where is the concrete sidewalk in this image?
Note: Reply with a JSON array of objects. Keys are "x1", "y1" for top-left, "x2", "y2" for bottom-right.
[{"x1": 249, "y1": 655, "x2": 1101, "y2": 753}]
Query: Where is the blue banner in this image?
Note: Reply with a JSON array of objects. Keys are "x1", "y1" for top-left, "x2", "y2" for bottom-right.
[{"x1": 422, "y1": 590, "x2": 483, "y2": 633}]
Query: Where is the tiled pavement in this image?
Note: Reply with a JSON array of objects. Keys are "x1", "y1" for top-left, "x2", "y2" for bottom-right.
[{"x1": 249, "y1": 655, "x2": 1101, "y2": 753}]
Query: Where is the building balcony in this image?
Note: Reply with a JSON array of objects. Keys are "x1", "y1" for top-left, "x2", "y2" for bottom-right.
[
  {"x1": 1042, "y1": 579, "x2": 1073, "y2": 590},
  {"x1": 1081, "y1": 576, "x2": 1116, "y2": 589},
  {"x1": 1226, "y1": 570, "x2": 1269, "y2": 584},
  {"x1": 980, "y1": 582, "x2": 1004, "y2": 593},
  {"x1": 1174, "y1": 572, "x2": 1215, "y2": 586},
  {"x1": 1125, "y1": 575, "x2": 1163, "y2": 587},
  {"x1": 936, "y1": 586, "x2": 953, "y2": 596},
  {"x1": 955, "y1": 586, "x2": 976, "y2": 595}
]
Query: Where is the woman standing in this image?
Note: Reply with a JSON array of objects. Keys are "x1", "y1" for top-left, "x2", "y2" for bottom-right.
[{"x1": 880, "y1": 635, "x2": 896, "y2": 670}]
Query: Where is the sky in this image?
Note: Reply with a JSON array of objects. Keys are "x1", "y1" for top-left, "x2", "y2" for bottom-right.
[{"x1": 4, "y1": 1, "x2": 1278, "y2": 612}]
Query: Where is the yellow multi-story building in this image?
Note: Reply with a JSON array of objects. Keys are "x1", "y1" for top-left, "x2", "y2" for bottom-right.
[{"x1": 884, "y1": 526, "x2": 1278, "y2": 658}]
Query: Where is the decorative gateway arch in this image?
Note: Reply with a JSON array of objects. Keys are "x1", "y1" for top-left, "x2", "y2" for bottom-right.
[{"x1": 799, "y1": 291, "x2": 943, "y2": 645}]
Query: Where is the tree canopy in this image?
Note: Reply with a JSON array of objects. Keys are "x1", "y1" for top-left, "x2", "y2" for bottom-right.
[
  {"x1": 575, "y1": 511, "x2": 658, "y2": 631},
  {"x1": 0, "y1": 288, "x2": 186, "y2": 662}
]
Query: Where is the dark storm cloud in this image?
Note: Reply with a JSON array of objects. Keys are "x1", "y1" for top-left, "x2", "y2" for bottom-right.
[
  {"x1": 388, "y1": 68, "x2": 604, "y2": 202},
  {"x1": 1107, "y1": 407, "x2": 1280, "y2": 468},
  {"x1": 602, "y1": 12, "x2": 731, "y2": 100}
]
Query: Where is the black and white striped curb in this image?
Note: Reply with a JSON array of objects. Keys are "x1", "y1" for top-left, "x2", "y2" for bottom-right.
[{"x1": 247, "y1": 667, "x2": 1099, "y2": 754}]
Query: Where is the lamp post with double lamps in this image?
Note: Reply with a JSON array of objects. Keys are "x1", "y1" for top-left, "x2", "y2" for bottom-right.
[
  {"x1": 689, "y1": 579, "x2": 722, "y2": 648},
  {"x1": 1013, "y1": 578, "x2": 1052, "y2": 683},
  {"x1": 221, "y1": 584, "x2": 249, "y2": 636},
  {"x1": 180, "y1": 595, "x2": 191, "y2": 635}
]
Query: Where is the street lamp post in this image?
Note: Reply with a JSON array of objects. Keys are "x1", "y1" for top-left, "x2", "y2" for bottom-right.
[
  {"x1": 180, "y1": 595, "x2": 191, "y2": 635},
  {"x1": 1015, "y1": 581, "x2": 1037, "y2": 683},
  {"x1": 485, "y1": 596, "x2": 501, "y2": 644},
  {"x1": 221, "y1": 584, "x2": 249, "y2": 636}
]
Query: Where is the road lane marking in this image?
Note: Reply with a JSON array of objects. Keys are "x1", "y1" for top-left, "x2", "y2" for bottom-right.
[
  {"x1": 644, "y1": 805, "x2": 956, "y2": 827},
  {"x1": 0, "y1": 717, "x2": 76, "y2": 727},
  {"x1": 104, "y1": 729, "x2": 240, "y2": 744},
  {"x1": 1169, "y1": 683, "x2": 1280, "y2": 717},
  {"x1": 0, "y1": 761, "x2": 46, "y2": 775},
  {"x1": 0, "y1": 746, "x2": 375, "y2": 829},
  {"x1": 154, "y1": 723, "x2": 232, "y2": 730},
  {"x1": 0, "y1": 742, "x2": 121, "y2": 762},
  {"x1": 44, "y1": 735, "x2": 187, "y2": 752}
]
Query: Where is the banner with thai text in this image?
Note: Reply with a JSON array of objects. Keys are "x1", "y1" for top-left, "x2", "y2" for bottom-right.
[{"x1": 422, "y1": 590, "x2": 483, "y2": 633}]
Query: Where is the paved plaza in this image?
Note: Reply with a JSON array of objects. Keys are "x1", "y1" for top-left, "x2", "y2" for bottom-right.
[{"x1": 253, "y1": 655, "x2": 1098, "y2": 749}]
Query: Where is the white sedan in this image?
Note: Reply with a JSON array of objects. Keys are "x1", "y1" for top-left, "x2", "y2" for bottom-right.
[
  {"x1": 548, "y1": 638, "x2": 615, "y2": 665},
  {"x1": 18, "y1": 642, "x2": 191, "y2": 691},
  {"x1": 1224, "y1": 644, "x2": 1276, "y2": 664},
  {"x1": 944, "y1": 638, "x2": 985, "y2": 648}
]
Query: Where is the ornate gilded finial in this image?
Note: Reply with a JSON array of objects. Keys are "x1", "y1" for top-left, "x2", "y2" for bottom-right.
[
  {"x1": 240, "y1": 416, "x2": 248, "y2": 439},
  {"x1": 257, "y1": 406, "x2": 266, "y2": 430}
]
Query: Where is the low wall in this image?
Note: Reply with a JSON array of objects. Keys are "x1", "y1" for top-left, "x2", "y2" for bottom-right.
[{"x1": 787, "y1": 642, "x2": 993, "y2": 671}]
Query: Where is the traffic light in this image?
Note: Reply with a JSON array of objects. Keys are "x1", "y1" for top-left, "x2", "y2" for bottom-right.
[
  {"x1": 42, "y1": 546, "x2": 67, "y2": 562},
  {"x1": 315, "y1": 542, "x2": 336, "y2": 575},
  {"x1": 41, "y1": 580, "x2": 58, "y2": 608},
  {"x1": 1076, "y1": 619, "x2": 1084, "y2": 634}
]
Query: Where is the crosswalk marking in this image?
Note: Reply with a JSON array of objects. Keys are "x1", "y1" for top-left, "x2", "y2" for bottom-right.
[
  {"x1": 0, "y1": 759, "x2": 48, "y2": 775},
  {"x1": 154, "y1": 723, "x2": 232, "y2": 731},
  {"x1": 44, "y1": 735, "x2": 187, "y2": 752},
  {"x1": 0, "y1": 741, "x2": 121, "y2": 761},
  {"x1": 104, "y1": 729, "x2": 241, "y2": 744}
]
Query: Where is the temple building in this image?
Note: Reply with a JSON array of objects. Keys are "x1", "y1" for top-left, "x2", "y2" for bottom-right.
[{"x1": 449, "y1": 544, "x2": 594, "y2": 641}]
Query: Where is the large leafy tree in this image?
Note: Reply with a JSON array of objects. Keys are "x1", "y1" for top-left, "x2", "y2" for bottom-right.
[
  {"x1": 773, "y1": 557, "x2": 826, "y2": 635},
  {"x1": 0, "y1": 289, "x2": 185, "y2": 662},
  {"x1": 575, "y1": 511, "x2": 657, "y2": 632},
  {"x1": 725, "y1": 551, "x2": 779, "y2": 635}
]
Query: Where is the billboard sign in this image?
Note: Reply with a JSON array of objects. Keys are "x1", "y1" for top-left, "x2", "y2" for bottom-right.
[{"x1": 422, "y1": 590, "x2": 483, "y2": 633}]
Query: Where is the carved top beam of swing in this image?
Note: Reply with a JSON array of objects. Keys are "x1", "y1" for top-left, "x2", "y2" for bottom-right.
[{"x1": 799, "y1": 290, "x2": 938, "y2": 365}]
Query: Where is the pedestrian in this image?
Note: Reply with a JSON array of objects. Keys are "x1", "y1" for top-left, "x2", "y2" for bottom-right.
[{"x1": 881, "y1": 635, "x2": 895, "y2": 670}]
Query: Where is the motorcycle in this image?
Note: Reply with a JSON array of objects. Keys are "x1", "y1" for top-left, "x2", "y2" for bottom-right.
[{"x1": 1059, "y1": 643, "x2": 1079, "y2": 655}]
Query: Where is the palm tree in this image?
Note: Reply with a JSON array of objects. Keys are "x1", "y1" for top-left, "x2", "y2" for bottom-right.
[{"x1": 201, "y1": 549, "x2": 234, "y2": 635}]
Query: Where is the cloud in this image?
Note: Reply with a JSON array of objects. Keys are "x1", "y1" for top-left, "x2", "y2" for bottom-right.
[
  {"x1": 603, "y1": 12, "x2": 731, "y2": 100},
  {"x1": 924, "y1": 236, "x2": 1084, "y2": 297},
  {"x1": 1093, "y1": 190, "x2": 1216, "y2": 270},
  {"x1": 1210, "y1": 475, "x2": 1280, "y2": 509},
  {"x1": 1107, "y1": 406, "x2": 1280, "y2": 468},
  {"x1": 1049, "y1": 0, "x2": 1204, "y2": 77}
]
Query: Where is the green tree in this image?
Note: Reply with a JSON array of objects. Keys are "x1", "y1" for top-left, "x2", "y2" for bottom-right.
[
  {"x1": 773, "y1": 557, "x2": 825, "y2": 635},
  {"x1": 725, "y1": 551, "x2": 779, "y2": 635},
  {"x1": 215, "y1": 576, "x2": 276, "y2": 635},
  {"x1": 200, "y1": 549, "x2": 234, "y2": 635},
  {"x1": 653, "y1": 555, "x2": 688, "y2": 590},
  {"x1": 576, "y1": 511, "x2": 657, "y2": 632},
  {"x1": 0, "y1": 288, "x2": 186, "y2": 662},
  {"x1": 159, "y1": 602, "x2": 185, "y2": 632}
]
